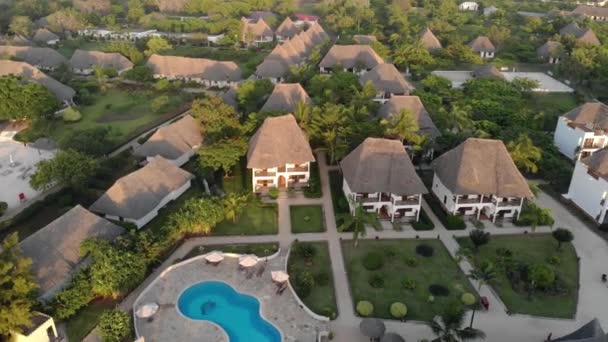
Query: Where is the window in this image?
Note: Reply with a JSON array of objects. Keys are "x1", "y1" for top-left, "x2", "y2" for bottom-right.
[{"x1": 443, "y1": 195, "x2": 447, "y2": 204}]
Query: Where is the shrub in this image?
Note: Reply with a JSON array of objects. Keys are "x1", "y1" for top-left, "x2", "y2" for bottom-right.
[
  {"x1": 356, "y1": 301, "x2": 374, "y2": 316},
  {"x1": 446, "y1": 215, "x2": 466, "y2": 230},
  {"x1": 268, "y1": 187, "x2": 279, "y2": 199},
  {"x1": 552, "y1": 228, "x2": 574, "y2": 250},
  {"x1": 402, "y1": 278, "x2": 416, "y2": 290},
  {"x1": 469, "y1": 229, "x2": 491, "y2": 251},
  {"x1": 404, "y1": 256, "x2": 418, "y2": 267},
  {"x1": 412, "y1": 209, "x2": 435, "y2": 230},
  {"x1": 547, "y1": 255, "x2": 561, "y2": 266},
  {"x1": 515, "y1": 202, "x2": 555, "y2": 228},
  {"x1": 99, "y1": 310, "x2": 131, "y2": 342},
  {"x1": 362, "y1": 252, "x2": 384, "y2": 270},
  {"x1": 428, "y1": 284, "x2": 450, "y2": 296},
  {"x1": 293, "y1": 270, "x2": 315, "y2": 298},
  {"x1": 390, "y1": 302, "x2": 408, "y2": 319},
  {"x1": 0, "y1": 201, "x2": 7, "y2": 216},
  {"x1": 415, "y1": 244, "x2": 434, "y2": 257},
  {"x1": 294, "y1": 243, "x2": 317, "y2": 261},
  {"x1": 52, "y1": 271, "x2": 94, "y2": 320},
  {"x1": 320, "y1": 306, "x2": 337, "y2": 319},
  {"x1": 151, "y1": 95, "x2": 170, "y2": 113},
  {"x1": 303, "y1": 163, "x2": 322, "y2": 198},
  {"x1": 368, "y1": 274, "x2": 384, "y2": 288},
  {"x1": 315, "y1": 272, "x2": 329, "y2": 286},
  {"x1": 461, "y1": 293, "x2": 476, "y2": 306},
  {"x1": 62, "y1": 107, "x2": 82, "y2": 122},
  {"x1": 529, "y1": 264, "x2": 556, "y2": 289}
]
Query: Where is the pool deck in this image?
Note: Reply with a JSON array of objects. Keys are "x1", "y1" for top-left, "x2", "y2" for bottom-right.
[{"x1": 134, "y1": 253, "x2": 328, "y2": 342}]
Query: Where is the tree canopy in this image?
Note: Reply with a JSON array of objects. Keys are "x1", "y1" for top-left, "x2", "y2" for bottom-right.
[
  {"x1": 30, "y1": 149, "x2": 99, "y2": 191},
  {"x1": 0, "y1": 76, "x2": 59, "y2": 121}
]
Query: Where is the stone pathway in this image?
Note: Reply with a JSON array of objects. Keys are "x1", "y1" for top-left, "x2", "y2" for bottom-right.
[{"x1": 92, "y1": 151, "x2": 608, "y2": 342}]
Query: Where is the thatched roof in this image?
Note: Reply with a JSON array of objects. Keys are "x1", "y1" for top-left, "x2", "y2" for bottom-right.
[
  {"x1": 553, "y1": 318, "x2": 607, "y2": 342},
  {"x1": 261, "y1": 83, "x2": 311, "y2": 112},
  {"x1": 319, "y1": 45, "x2": 384, "y2": 70},
  {"x1": 353, "y1": 35, "x2": 377, "y2": 45},
  {"x1": 146, "y1": 54, "x2": 242, "y2": 81},
  {"x1": 135, "y1": 115, "x2": 202, "y2": 160},
  {"x1": 537, "y1": 41, "x2": 564, "y2": 58},
  {"x1": 562, "y1": 102, "x2": 608, "y2": 131},
  {"x1": 378, "y1": 96, "x2": 441, "y2": 139},
  {"x1": 0, "y1": 60, "x2": 75, "y2": 102},
  {"x1": 560, "y1": 22, "x2": 583, "y2": 36},
  {"x1": 255, "y1": 58, "x2": 289, "y2": 78},
  {"x1": 19, "y1": 205, "x2": 123, "y2": 297},
  {"x1": 69, "y1": 49, "x2": 133, "y2": 71},
  {"x1": 0, "y1": 45, "x2": 66, "y2": 69},
  {"x1": 431, "y1": 138, "x2": 533, "y2": 198},
  {"x1": 247, "y1": 114, "x2": 314, "y2": 168},
  {"x1": 220, "y1": 86, "x2": 239, "y2": 109},
  {"x1": 468, "y1": 36, "x2": 496, "y2": 52},
  {"x1": 472, "y1": 65, "x2": 504, "y2": 79},
  {"x1": 359, "y1": 63, "x2": 413, "y2": 95},
  {"x1": 305, "y1": 23, "x2": 329, "y2": 45},
  {"x1": 419, "y1": 28, "x2": 442, "y2": 51},
  {"x1": 276, "y1": 17, "x2": 299, "y2": 38},
  {"x1": 577, "y1": 28, "x2": 601, "y2": 45},
  {"x1": 287, "y1": 33, "x2": 311, "y2": 57},
  {"x1": 572, "y1": 5, "x2": 608, "y2": 18},
  {"x1": 90, "y1": 157, "x2": 194, "y2": 220},
  {"x1": 73, "y1": 0, "x2": 111, "y2": 13},
  {"x1": 242, "y1": 17, "x2": 274, "y2": 37},
  {"x1": 32, "y1": 29, "x2": 59, "y2": 44},
  {"x1": 341, "y1": 138, "x2": 427, "y2": 195},
  {"x1": 248, "y1": 11, "x2": 278, "y2": 22}
]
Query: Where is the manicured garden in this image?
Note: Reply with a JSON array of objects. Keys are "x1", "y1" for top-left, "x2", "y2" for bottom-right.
[
  {"x1": 290, "y1": 205, "x2": 325, "y2": 233},
  {"x1": 66, "y1": 300, "x2": 115, "y2": 342},
  {"x1": 458, "y1": 234, "x2": 579, "y2": 318},
  {"x1": 287, "y1": 242, "x2": 338, "y2": 319},
  {"x1": 182, "y1": 243, "x2": 279, "y2": 260},
  {"x1": 213, "y1": 201, "x2": 278, "y2": 236},
  {"x1": 342, "y1": 239, "x2": 477, "y2": 321}
]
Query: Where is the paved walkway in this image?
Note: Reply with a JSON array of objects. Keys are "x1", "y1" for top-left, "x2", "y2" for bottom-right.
[{"x1": 90, "y1": 151, "x2": 608, "y2": 342}]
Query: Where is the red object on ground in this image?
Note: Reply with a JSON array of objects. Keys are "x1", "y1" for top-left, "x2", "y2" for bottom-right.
[
  {"x1": 481, "y1": 296, "x2": 489, "y2": 310},
  {"x1": 18, "y1": 193, "x2": 26, "y2": 202}
]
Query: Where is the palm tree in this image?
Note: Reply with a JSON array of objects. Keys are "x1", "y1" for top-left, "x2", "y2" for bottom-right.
[
  {"x1": 507, "y1": 134, "x2": 542, "y2": 174},
  {"x1": 382, "y1": 109, "x2": 424, "y2": 146},
  {"x1": 337, "y1": 203, "x2": 381, "y2": 247},
  {"x1": 429, "y1": 305, "x2": 486, "y2": 342},
  {"x1": 93, "y1": 66, "x2": 109, "y2": 92},
  {"x1": 293, "y1": 101, "x2": 312, "y2": 135},
  {"x1": 223, "y1": 193, "x2": 249, "y2": 223},
  {"x1": 467, "y1": 261, "x2": 497, "y2": 328},
  {"x1": 447, "y1": 104, "x2": 474, "y2": 133}
]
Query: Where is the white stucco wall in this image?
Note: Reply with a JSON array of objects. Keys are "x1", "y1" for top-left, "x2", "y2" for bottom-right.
[
  {"x1": 10, "y1": 317, "x2": 57, "y2": 342},
  {"x1": 567, "y1": 160, "x2": 608, "y2": 223},
  {"x1": 251, "y1": 163, "x2": 311, "y2": 192},
  {"x1": 554, "y1": 117, "x2": 586, "y2": 159},
  {"x1": 432, "y1": 173, "x2": 457, "y2": 213}
]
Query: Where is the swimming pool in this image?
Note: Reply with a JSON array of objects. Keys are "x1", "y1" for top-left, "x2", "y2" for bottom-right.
[{"x1": 177, "y1": 281, "x2": 281, "y2": 342}]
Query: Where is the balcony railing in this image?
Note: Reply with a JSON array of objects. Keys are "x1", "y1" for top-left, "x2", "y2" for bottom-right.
[
  {"x1": 496, "y1": 200, "x2": 522, "y2": 207},
  {"x1": 457, "y1": 197, "x2": 492, "y2": 204},
  {"x1": 287, "y1": 165, "x2": 309, "y2": 172},
  {"x1": 394, "y1": 198, "x2": 420, "y2": 206},
  {"x1": 254, "y1": 170, "x2": 276, "y2": 177}
]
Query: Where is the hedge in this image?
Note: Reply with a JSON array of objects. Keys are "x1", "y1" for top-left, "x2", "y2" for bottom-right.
[
  {"x1": 412, "y1": 209, "x2": 435, "y2": 230},
  {"x1": 423, "y1": 194, "x2": 467, "y2": 230}
]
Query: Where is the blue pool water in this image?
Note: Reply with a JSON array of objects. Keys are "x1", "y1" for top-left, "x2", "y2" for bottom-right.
[{"x1": 177, "y1": 281, "x2": 281, "y2": 342}]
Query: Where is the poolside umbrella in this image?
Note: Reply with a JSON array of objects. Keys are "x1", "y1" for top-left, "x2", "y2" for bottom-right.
[
  {"x1": 360, "y1": 318, "x2": 385, "y2": 339},
  {"x1": 204, "y1": 251, "x2": 224, "y2": 263},
  {"x1": 380, "y1": 333, "x2": 405, "y2": 342},
  {"x1": 135, "y1": 302, "x2": 159, "y2": 318},
  {"x1": 271, "y1": 271, "x2": 289, "y2": 283},
  {"x1": 239, "y1": 255, "x2": 259, "y2": 268}
]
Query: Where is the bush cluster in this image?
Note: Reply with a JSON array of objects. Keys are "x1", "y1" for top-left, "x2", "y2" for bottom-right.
[
  {"x1": 303, "y1": 163, "x2": 322, "y2": 198},
  {"x1": 293, "y1": 270, "x2": 315, "y2": 298},
  {"x1": 368, "y1": 274, "x2": 384, "y2": 288},
  {"x1": 356, "y1": 301, "x2": 374, "y2": 316},
  {"x1": 362, "y1": 252, "x2": 384, "y2": 270},
  {"x1": 446, "y1": 215, "x2": 466, "y2": 230},
  {"x1": 415, "y1": 244, "x2": 434, "y2": 257},
  {"x1": 99, "y1": 310, "x2": 132, "y2": 342},
  {"x1": 428, "y1": 284, "x2": 450, "y2": 297},
  {"x1": 412, "y1": 210, "x2": 435, "y2": 231},
  {"x1": 294, "y1": 243, "x2": 317, "y2": 261},
  {"x1": 402, "y1": 278, "x2": 416, "y2": 290}
]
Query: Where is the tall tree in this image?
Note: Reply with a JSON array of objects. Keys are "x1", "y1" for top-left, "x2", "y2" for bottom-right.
[
  {"x1": 144, "y1": 37, "x2": 172, "y2": 56},
  {"x1": 382, "y1": 109, "x2": 423, "y2": 146},
  {"x1": 46, "y1": 8, "x2": 88, "y2": 33},
  {"x1": 552, "y1": 228, "x2": 574, "y2": 251},
  {"x1": 392, "y1": 41, "x2": 435, "y2": 72},
  {"x1": 0, "y1": 76, "x2": 58, "y2": 121},
  {"x1": 198, "y1": 138, "x2": 248, "y2": 174},
  {"x1": 0, "y1": 233, "x2": 38, "y2": 337},
  {"x1": 237, "y1": 79, "x2": 274, "y2": 114},
  {"x1": 30, "y1": 149, "x2": 99, "y2": 191},
  {"x1": 127, "y1": 0, "x2": 145, "y2": 23},
  {"x1": 507, "y1": 134, "x2": 542, "y2": 174},
  {"x1": 9, "y1": 16, "x2": 33, "y2": 36},
  {"x1": 165, "y1": 197, "x2": 225, "y2": 238},
  {"x1": 223, "y1": 193, "x2": 249, "y2": 222},
  {"x1": 429, "y1": 304, "x2": 486, "y2": 341},
  {"x1": 309, "y1": 103, "x2": 351, "y2": 164},
  {"x1": 337, "y1": 204, "x2": 381, "y2": 247}
]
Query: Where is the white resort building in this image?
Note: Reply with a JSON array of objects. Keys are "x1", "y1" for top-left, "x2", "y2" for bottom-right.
[
  {"x1": 431, "y1": 138, "x2": 533, "y2": 222},
  {"x1": 247, "y1": 114, "x2": 315, "y2": 192},
  {"x1": 340, "y1": 138, "x2": 427, "y2": 222},
  {"x1": 565, "y1": 147, "x2": 608, "y2": 225},
  {"x1": 554, "y1": 102, "x2": 608, "y2": 160}
]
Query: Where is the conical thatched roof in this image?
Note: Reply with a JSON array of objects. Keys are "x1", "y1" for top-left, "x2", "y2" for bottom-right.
[{"x1": 419, "y1": 27, "x2": 442, "y2": 51}]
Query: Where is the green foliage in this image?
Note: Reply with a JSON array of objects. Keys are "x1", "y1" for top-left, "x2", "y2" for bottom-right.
[
  {"x1": 469, "y1": 260, "x2": 497, "y2": 292},
  {"x1": 122, "y1": 66, "x2": 154, "y2": 82},
  {"x1": 293, "y1": 270, "x2": 315, "y2": 298},
  {"x1": 151, "y1": 95, "x2": 170, "y2": 113},
  {"x1": 9, "y1": 16, "x2": 33, "y2": 36},
  {"x1": 81, "y1": 239, "x2": 147, "y2": 299},
  {"x1": 516, "y1": 202, "x2": 555, "y2": 230},
  {"x1": 294, "y1": 243, "x2": 317, "y2": 261},
  {"x1": 552, "y1": 228, "x2": 574, "y2": 250},
  {"x1": 362, "y1": 252, "x2": 384, "y2": 271},
  {"x1": 390, "y1": 302, "x2": 408, "y2": 319},
  {"x1": 127, "y1": 0, "x2": 145, "y2": 23},
  {"x1": 338, "y1": 204, "x2": 381, "y2": 247},
  {"x1": 0, "y1": 75, "x2": 58, "y2": 121},
  {"x1": 144, "y1": 37, "x2": 172, "y2": 56},
  {"x1": 0, "y1": 201, "x2": 7, "y2": 216},
  {"x1": 429, "y1": 304, "x2": 486, "y2": 341},
  {"x1": 62, "y1": 107, "x2": 82, "y2": 122},
  {"x1": 99, "y1": 310, "x2": 132, "y2": 342},
  {"x1": 412, "y1": 210, "x2": 435, "y2": 230},
  {"x1": 47, "y1": 8, "x2": 88, "y2": 33},
  {"x1": 0, "y1": 233, "x2": 38, "y2": 336},
  {"x1": 368, "y1": 273, "x2": 384, "y2": 288},
  {"x1": 198, "y1": 137, "x2": 248, "y2": 174},
  {"x1": 165, "y1": 197, "x2": 225, "y2": 239},
  {"x1": 402, "y1": 278, "x2": 416, "y2": 290},
  {"x1": 104, "y1": 42, "x2": 144, "y2": 64},
  {"x1": 30, "y1": 149, "x2": 99, "y2": 191},
  {"x1": 268, "y1": 187, "x2": 279, "y2": 199},
  {"x1": 461, "y1": 293, "x2": 476, "y2": 306},
  {"x1": 508, "y1": 134, "x2": 542, "y2": 174},
  {"x1": 404, "y1": 256, "x2": 419, "y2": 267},
  {"x1": 52, "y1": 270, "x2": 94, "y2": 320},
  {"x1": 469, "y1": 229, "x2": 490, "y2": 251},
  {"x1": 356, "y1": 301, "x2": 374, "y2": 317},
  {"x1": 223, "y1": 193, "x2": 249, "y2": 223},
  {"x1": 237, "y1": 79, "x2": 274, "y2": 114},
  {"x1": 382, "y1": 108, "x2": 423, "y2": 146},
  {"x1": 303, "y1": 163, "x2": 322, "y2": 198},
  {"x1": 529, "y1": 264, "x2": 556, "y2": 289},
  {"x1": 59, "y1": 127, "x2": 114, "y2": 157},
  {"x1": 446, "y1": 215, "x2": 466, "y2": 230}
]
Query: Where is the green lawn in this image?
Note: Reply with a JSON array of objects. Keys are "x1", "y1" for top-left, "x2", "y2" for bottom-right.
[
  {"x1": 213, "y1": 202, "x2": 278, "y2": 235},
  {"x1": 290, "y1": 205, "x2": 325, "y2": 233},
  {"x1": 65, "y1": 299, "x2": 116, "y2": 342},
  {"x1": 288, "y1": 241, "x2": 338, "y2": 319},
  {"x1": 342, "y1": 239, "x2": 477, "y2": 321},
  {"x1": 458, "y1": 234, "x2": 579, "y2": 318},
  {"x1": 222, "y1": 159, "x2": 251, "y2": 194},
  {"x1": 182, "y1": 242, "x2": 279, "y2": 260}
]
